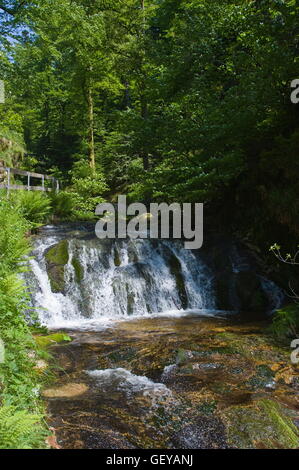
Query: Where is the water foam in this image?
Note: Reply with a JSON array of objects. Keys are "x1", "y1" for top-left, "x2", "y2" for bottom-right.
[
  {"x1": 27, "y1": 232, "x2": 217, "y2": 329},
  {"x1": 86, "y1": 368, "x2": 172, "y2": 403}
]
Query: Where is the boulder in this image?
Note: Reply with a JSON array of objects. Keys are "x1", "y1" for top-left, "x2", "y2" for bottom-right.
[{"x1": 45, "y1": 240, "x2": 69, "y2": 293}]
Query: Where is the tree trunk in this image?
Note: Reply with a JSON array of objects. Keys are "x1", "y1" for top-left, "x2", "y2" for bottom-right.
[
  {"x1": 140, "y1": 1, "x2": 148, "y2": 171},
  {"x1": 141, "y1": 93, "x2": 149, "y2": 170},
  {"x1": 87, "y1": 85, "x2": 95, "y2": 172}
]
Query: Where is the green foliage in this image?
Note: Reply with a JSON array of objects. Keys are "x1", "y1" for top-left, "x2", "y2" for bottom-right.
[
  {"x1": 69, "y1": 161, "x2": 108, "y2": 217},
  {"x1": 10, "y1": 191, "x2": 52, "y2": 228},
  {"x1": 49, "y1": 191, "x2": 74, "y2": 219},
  {"x1": 0, "y1": 198, "x2": 48, "y2": 447},
  {"x1": 0, "y1": 195, "x2": 30, "y2": 275},
  {"x1": 270, "y1": 305, "x2": 299, "y2": 341},
  {"x1": 0, "y1": 0, "x2": 296, "y2": 249},
  {"x1": 35, "y1": 333, "x2": 72, "y2": 349},
  {"x1": 0, "y1": 406, "x2": 46, "y2": 449}
]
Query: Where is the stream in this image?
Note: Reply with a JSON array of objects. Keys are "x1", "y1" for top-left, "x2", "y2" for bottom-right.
[{"x1": 26, "y1": 224, "x2": 299, "y2": 449}]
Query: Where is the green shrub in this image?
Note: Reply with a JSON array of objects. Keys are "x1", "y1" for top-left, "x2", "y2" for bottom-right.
[
  {"x1": 69, "y1": 160, "x2": 108, "y2": 217},
  {"x1": 10, "y1": 191, "x2": 51, "y2": 227},
  {"x1": 0, "y1": 197, "x2": 30, "y2": 274},
  {"x1": 0, "y1": 406, "x2": 46, "y2": 449},
  {"x1": 270, "y1": 304, "x2": 299, "y2": 341},
  {"x1": 0, "y1": 198, "x2": 48, "y2": 447},
  {"x1": 49, "y1": 190, "x2": 74, "y2": 219}
]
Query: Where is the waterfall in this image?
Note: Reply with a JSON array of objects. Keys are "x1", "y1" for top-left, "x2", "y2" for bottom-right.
[
  {"x1": 26, "y1": 225, "x2": 284, "y2": 330},
  {"x1": 26, "y1": 226, "x2": 217, "y2": 330}
]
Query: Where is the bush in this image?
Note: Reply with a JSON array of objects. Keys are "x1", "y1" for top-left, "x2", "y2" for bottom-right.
[
  {"x1": 0, "y1": 406, "x2": 46, "y2": 449},
  {"x1": 69, "y1": 161, "x2": 108, "y2": 217},
  {"x1": 270, "y1": 304, "x2": 299, "y2": 341},
  {"x1": 0, "y1": 198, "x2": 48, "y2": 447},
  {"x1": 0, "y1": 197, "x2": 30, "y2": 273},
  {"x1": 10, "y1": 191, "x2": 51, "y2": 227},
  {"x1": 49, "y1": 191, "x2": 74, "y2": 219}
]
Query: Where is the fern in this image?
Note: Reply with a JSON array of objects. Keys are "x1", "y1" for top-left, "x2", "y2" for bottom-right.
[
  {"x1": 270, "y1": 304, "x2": 299, "y2": 341},
  {"x1": 11, "y1": 191, "x2": 51, "y2": 227},
  {"x1": 0, "y1": 406, "x2": 46, "y2": 449}
]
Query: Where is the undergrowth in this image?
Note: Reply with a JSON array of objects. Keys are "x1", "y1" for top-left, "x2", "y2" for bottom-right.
[{"x1": 0, "y1": 195, "x2": 50, "y2": 449}]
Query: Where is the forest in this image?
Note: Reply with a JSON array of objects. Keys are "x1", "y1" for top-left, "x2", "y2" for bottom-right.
[{"x1": 0, "y1": 0, "x2": 298, "y2": 451}]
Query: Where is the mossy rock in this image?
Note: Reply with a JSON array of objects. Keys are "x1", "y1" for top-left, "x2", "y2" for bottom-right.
[
  {"x1": 45, "y1": 240, "x2": 69, "y2": 293},
  {"x1": 246, "y1": 364, "x2": 275, "y2": 390},
  {"x1": 114, "y1": 248, "x2": 121, "y2": 267},
  {"x1": 176, "y1": 349, "x2": 193, "y2": 366},
  {"x1": 197, "y1": 400, "x2": 217, "y2": 415},
  {"x1": 72, "y1": 257, "x2": 84, "y2": 283},
  {"x1": 223, "y1": 399, "x2": 299, "y2": 448},
  {"x1": 107, "y1": 347, "x2": 136, "y2": 364},
  {"x1": 35, "y1": 333, "x2": 72, "y2": 349},
  {"x1": 168, "y1": 253, "x2": 188, "y2": 309}
]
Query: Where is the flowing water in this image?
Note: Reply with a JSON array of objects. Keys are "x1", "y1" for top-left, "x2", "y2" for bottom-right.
[
  {"x1": 26, "y1": 225, "x2": 299, "y2": 449},
  {"x1": 28, "y1": 224, "x2": 218, "y2": 330}
]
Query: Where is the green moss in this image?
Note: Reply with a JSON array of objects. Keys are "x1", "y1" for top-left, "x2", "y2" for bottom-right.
[
  {"x1": 35, "y1": 333, "x2": 72, "y2": 349},
  {"x1": 197, "y1": 400, "x2": 217, "y2": 415},
  {"x1": 108, "y1": 347, "x2": 136, "y2": 364},
  {"x1": 210, "y1": 346, "x2": 238, "y2": 355},
  {"x1": 260, "y1": 399, "x2": 299, "y2": 447},
  {"x1": 45, "y1": 240, "x2": 69, "y2": 265},
  {"x1": 45, "y1": 240, "x2": 69, "y2": 293},
  {"x1": 223, "y1": 399, "x2": 299, "y2": 449},
  {"x1": 176, "y1": 349, "x2": 189, "y2": 365},
  {"x1": 114, "y1": 248, "x2": 121, "y2": 267},
  {"x1": 72, "y1": 257, "x2": 84, "y2": 283},
  {"x1": 246, "y1": 364, "x2": 275, "y2": 390}
]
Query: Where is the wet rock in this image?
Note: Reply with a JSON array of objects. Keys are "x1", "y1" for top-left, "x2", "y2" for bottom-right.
[
  {"x1": 72, "y1": 257, "x2": 84, "y2": 283},
  {"x1": 246, "y1": 364, "x2": 275, "y2": 390},
  {"x1": 43, "y1": 383, "x2": 89, "y2": 398},
  {"x1": 167, "y1": 251, "x2": 188, "y2": 309},
  {"x1": 45, "y1": 240, "x2": 69, "y2": 293},
  {"x1": 222, "y1": 399, "x2": 299, "y2": 449},
  {"x1": 171, "y1": 415, "x2": 228, "y2": 449},
  {"x1": 43, "y1": 316, "x2": 298, "y2": 449},
  {"x1": 78, "y1": 429, "x2": 136, "y2": 449},
  {"x1": 176, "y1": 349, "x2": 194, "y2": 366},
  {"x1": 35, "y1": 333, "x2": 72, "y2": 349},
  {"x1": 235, "y1": 271, "x2": 269, "y2": 313}
]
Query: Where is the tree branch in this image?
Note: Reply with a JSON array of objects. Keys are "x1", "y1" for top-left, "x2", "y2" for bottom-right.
[{"x1": 0, "y1": 1, "x2": 28, "y2": 16}]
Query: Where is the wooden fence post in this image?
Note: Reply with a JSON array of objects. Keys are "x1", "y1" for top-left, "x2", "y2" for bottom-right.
[{"x1": 0, "y1": 167, "x2": 60, "y2": 193}]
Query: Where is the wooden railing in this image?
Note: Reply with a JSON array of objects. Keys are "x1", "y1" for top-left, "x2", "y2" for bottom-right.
[{"x1": 0, "y1": 167, "x2": 59, "y2": 192}]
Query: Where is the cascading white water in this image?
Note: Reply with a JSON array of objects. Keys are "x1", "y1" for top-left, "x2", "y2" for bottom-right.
[
  {"x1": 27, "y1": 229, "x2": 217, "y2": 330},
  {"x1": 26, "y1": 226, "x2": 284, "y2": 330}
]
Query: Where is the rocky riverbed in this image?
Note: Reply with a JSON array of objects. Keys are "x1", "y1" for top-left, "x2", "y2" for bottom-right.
[{"x1": 41, "y1": 313, "x2": 299, "y2": 449}]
